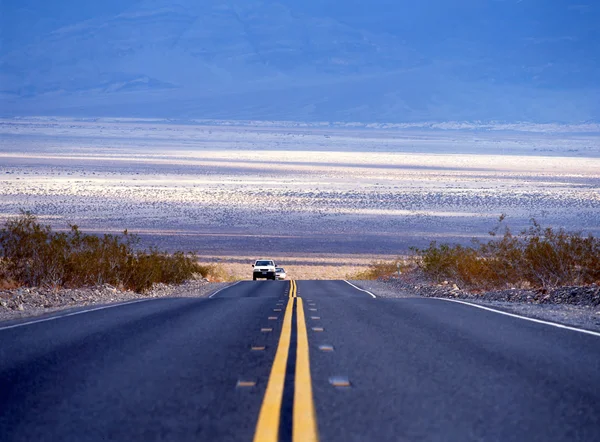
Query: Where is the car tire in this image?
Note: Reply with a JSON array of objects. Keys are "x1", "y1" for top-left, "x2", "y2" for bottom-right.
[{"x1": 253, "y1": 275, "x2": 257, "y2": 280}]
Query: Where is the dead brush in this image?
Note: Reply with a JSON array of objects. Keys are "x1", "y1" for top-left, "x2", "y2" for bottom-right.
[
  {"x1": 0, "y1": 212, "x2": 207, "y2": 293},
  {"x1": 413, "y1": 217, "x2": 600, "y2": 290}
]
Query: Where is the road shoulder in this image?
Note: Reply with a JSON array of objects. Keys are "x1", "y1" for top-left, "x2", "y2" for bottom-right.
[
  {"x1": 0, "y1": 280, "x2": 231, "y2": 324},
  {"x1": 349, "y1": 279, "x2": 600, "y2": 333}
]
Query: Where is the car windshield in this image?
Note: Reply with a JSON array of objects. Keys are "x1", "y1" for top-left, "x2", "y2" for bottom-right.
[
  {"x1": 256, "y1": 261, "x2": 273, "y2": 266},
  {"x1": 276, "y1": 268, "x2": 284, "y2": 272}
]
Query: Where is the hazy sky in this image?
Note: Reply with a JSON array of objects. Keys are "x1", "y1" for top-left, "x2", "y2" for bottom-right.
[{"x1": 1, "y1": 0, "x2": 598, "y2": 121}]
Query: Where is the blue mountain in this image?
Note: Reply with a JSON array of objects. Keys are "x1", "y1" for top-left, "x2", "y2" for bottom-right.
[{"x1": 1, "y1": 0, "x2": 598, "y2": 122}]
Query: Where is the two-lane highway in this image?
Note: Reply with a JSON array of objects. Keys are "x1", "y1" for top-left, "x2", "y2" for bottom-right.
[{"x1": 1, "y1": 280, "x2": 600, "y2": 441}]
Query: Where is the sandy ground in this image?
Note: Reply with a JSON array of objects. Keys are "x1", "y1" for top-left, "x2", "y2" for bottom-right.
[
  {"x1": 1, "y1": 118, "x2": 599, "y2": 258},
  {"x1": 199, "y1": 254, "x2": 390, "y2": 280}
]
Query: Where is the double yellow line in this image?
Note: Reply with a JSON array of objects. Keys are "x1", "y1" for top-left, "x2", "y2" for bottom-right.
[{"x1": 253, "y1": 280, "x2": 319, "y2": 442}]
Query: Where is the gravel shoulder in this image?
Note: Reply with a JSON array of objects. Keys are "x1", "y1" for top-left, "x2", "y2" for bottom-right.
[
  {"x1": 0, "y1": 280, "x2": 231, "y2": 323},
  {"x1": 350, "y1": 279, "x2": 600, "y2": 333}
]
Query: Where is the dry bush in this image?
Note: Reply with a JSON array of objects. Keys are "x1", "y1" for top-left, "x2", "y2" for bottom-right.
[
  {"x1": 0, "y1": 212, "x2": 206, "y2": 292},
  {"x1": 0, "y1": 264, "x2": 20, "y2": 290},
  {"x1": 414, "y1": 243, "x2": 494, "y2": 289},
  {"x1": 414, "y1": 217, "x2": 600, "y2": 290}
]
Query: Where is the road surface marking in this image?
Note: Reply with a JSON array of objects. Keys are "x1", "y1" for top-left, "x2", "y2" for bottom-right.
[
  {"x1": 311, "y1": 316, "x2": 321, "y2": 320},
  {"x1": 251, "y1": 346, "x2": 266, "y2": 351},
  {"x1": 312, "y1": 327, "x2": 324, "y2": 332},
  {"x1": 294, "y1": 297, "x2": 319, "y2": 442},
  {"x1": 274, "y1": 308, "x2": 282, "y2": 312},
  {"x1": 289, "y1": 280, "x2": 297, "y2": 298},
  {"x1": 0, "y1": 299, "x2": 152, "y2": 332},
  {"x1": 208, "y1": 281, "x2": 242, "y2": 298},
  {"x1": 253, "y1": 297, "x2": 294, "y2": 442},
  {"x1": 268, "y1": 316, "x2": 278, "y2": 320},
  {"x1": 261, "y1": 328, "x2": 273, "y2": 332},
  {"x1": 434, "y1": 298, "x2": 600, "y2": 338},
  {"x1": 329, "y1": 376, "x2": 351, "y2": 387},
  {"x1": 318, "y1": 344, "x2": 334, "y2": 352},
  {"x1": 237, "y1": 380, "x2": 257, "y2": 388},
  {"x1": 343, "y1": 280, "x2": 376, "y2": 298}
]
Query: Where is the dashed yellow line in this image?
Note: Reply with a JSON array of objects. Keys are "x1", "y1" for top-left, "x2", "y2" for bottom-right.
[
  {"x1": 253, "y1": 296, "x2": 294, "y2": 442},
  {"x1": 294, "y1": 297, "x2": 319, "y2": 442}
]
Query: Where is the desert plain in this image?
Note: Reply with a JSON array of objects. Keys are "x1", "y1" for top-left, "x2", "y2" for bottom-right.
[{"x1": 1, "y1": 118, "x2": 599, "y2": 279}]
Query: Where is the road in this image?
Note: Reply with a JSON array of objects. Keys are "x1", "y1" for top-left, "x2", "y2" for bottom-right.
[{"x1": 1, "y1": 280, "x2": 599, "y2": 441}]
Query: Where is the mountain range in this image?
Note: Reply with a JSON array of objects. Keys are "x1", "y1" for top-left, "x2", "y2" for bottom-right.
[{"x1": 1, "y1": 0, "x2": 598, "y2": 122}]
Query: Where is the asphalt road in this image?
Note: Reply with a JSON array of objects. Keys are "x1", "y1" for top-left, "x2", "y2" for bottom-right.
[{"x1": 1, "y1": 280, "x2": 599, "y2": 441}]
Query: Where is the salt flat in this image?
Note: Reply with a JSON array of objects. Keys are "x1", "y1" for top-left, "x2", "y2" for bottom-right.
[{"x1": 1, "y1": 118, "x2": 599, "y2": 259}]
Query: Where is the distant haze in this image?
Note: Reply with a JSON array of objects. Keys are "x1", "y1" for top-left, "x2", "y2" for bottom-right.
[{"x1": 1, "y1": 0, "x2": 599, "y2": 122}]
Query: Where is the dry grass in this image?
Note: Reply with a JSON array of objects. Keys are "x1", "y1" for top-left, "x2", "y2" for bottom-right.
[
  {"x1": 0, "y1": 212, "x2": 207, "y2": 293},
  {"x1": 196, "y1": 263, "x2": 237, "y2": 282},
  {"x1": 349, "y1": 259, "x2": 414, "y2": 280},
  {"x1": 196, "y1": 254, "x2": 382, "y2": 280}
]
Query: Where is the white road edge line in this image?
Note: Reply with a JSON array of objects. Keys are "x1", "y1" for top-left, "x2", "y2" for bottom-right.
[
  {"x1": 434, "y1": 297, "x2": 600, "y2": 338},
  {"x1": 208, "y1": 281, "x2": 242, "y2": 299},
  {"x1": 343, "y1": 280, "x2": 376, "y2": 298},
  {"x1": 0, "y1": 299, "x2": 152, "y2": 332}
]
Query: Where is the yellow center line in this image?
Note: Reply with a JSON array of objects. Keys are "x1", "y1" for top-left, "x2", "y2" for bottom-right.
[
  {"x1": 253, "y1": 280, "x2": 319, "y2": 442},
  {"x1": 253, "y1": 296, "x2": 295, "y2": 442},
  {"x1": 293, "y1": 296, "x2": 319, "y2": 442}
]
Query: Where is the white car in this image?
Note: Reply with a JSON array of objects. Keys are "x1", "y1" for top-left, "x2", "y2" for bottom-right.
[
  {"x1": 252, "y1": 259, "x2": 277, "y2": 280},
  {"x1": 275, "y1": 267, "x2": 287, "y2": 280}
]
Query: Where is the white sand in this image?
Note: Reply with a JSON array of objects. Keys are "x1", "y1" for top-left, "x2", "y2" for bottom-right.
[{"x1": 1, "y1": 118, "x2": 598, "y2": 255}]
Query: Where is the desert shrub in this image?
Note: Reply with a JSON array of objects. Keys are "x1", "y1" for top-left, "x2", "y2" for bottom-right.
[
  {"x1": 416, "y1": 243, "x2": 496, "y2": 289},
  {"x1": 520, "y1": 221, "x2": 600, "y2": 287},
  {"x1": 0, "y1": 212, "x2": 206, "y2": 292},
  {"x1": 414, "y1": 218, "x2": 600, "y2": 290}
]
